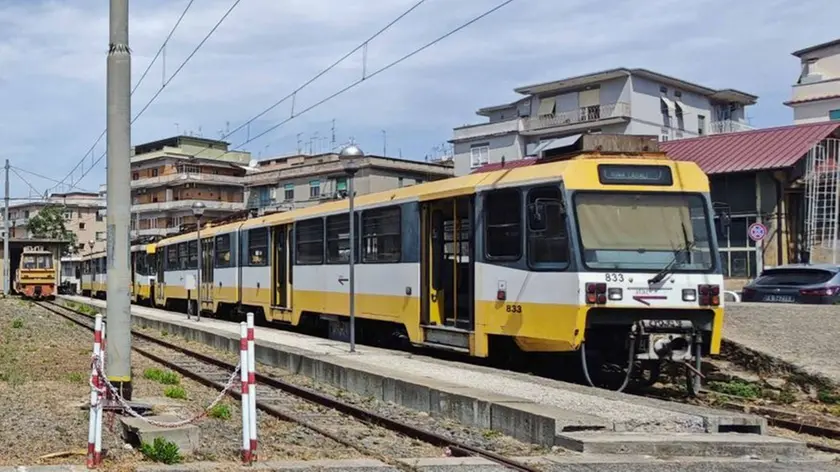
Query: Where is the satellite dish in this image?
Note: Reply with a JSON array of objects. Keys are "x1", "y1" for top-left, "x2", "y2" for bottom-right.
[{"x1": 248, "y1": 159, "x2": 258, "y2": 168}]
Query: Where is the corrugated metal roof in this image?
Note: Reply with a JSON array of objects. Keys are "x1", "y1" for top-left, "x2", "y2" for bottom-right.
[
  {"x1": 660, "y1": 122, "x2": 840, "y2": 174},
  {"x1": 471, "y1": 158, "x2": 538, "y2": 174}
]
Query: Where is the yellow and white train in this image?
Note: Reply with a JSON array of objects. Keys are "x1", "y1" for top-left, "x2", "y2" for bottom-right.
[{"x1": 81, "y1": 150, "x2": 726, "y2": 391}]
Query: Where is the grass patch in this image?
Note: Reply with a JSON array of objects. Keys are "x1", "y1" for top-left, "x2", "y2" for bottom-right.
[
  {"x1": 143, "y1": 368, "x2": 180, "y2": 385},
  {"x1": 818, "y1": 389, "x2": 840, "y2": 405},
  {"x1": 708, "y1": 380, "x2": 761, "y2": 399},
  {"x1": 11, "y1": 318, "x2": 23, "y2": 329},
  {"x1": 139, "y1": 437, "x2": 182, "y2": 464},
  {"x1": 208, "y1": 403, "x2": 232, "y2": 420},
  {"x1": 164, "y1": 385, "x2": 187, "y2": 400},
  {"x1": 67, "y1": 372, "x2": 85, "y2": 384}
]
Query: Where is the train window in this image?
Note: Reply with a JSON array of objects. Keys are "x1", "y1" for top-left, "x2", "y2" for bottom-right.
[
  {"x1": 178, "y1": 243, "x2": 189, "y2": 270},
  {"x1": 527, "y1": 186, "x2": 569, "y2": 267},
  {"x1": 326, "y1": 214, "x2": 359, "y2": 264},
  {"x1": 296, "y1": 219, "x2": 324, "y2": 265},
  {"x1": 166, "y1": 245, "x2": 178, "y2": 271},
  {"x1": 485, "y1": 190, "x2": 522, "y2": 260},
  {"x1": 215, "y1": 234, "x2": 232, "y2": 268},
  {"x1": 23, "y1": 256, "x2": 36, "y2": 269},
  {"x1": 187, "y1": 240, "x2": 199, "y2": 270},
  {"x1": 247, "y1": 229, "x2": 268, "y2": 266},
  {"x1": 361, "y1": 207, "x2": 401, "y2": 263}
]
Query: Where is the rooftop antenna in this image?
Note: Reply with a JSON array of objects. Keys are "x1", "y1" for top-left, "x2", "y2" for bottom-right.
[
  {"x1": 382, "y1": 129, "x2": 387, "y2": 156},
  {"x1": 175, "y1": 122, "x2": 180, "y2": 134},
  {"x1": 296, "y1": 133, "x2": 303, "y2": 154},
  {"x1": 331, "y1": 119, "x2": 336, "y2": 149}
]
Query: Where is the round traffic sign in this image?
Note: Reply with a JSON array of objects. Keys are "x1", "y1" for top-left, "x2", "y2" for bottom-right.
[{"x1": 748, "y1": 222, "x2": 767, "y2": 242}]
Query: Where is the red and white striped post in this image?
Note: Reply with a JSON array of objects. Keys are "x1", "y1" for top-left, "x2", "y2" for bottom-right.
[
  {"x1": 239, "y1": 322, "x2": 251, "y2": 465},
  {"x1": 246, "y1": 312, "x2": 257, "y2": 461},
  {"x1": 87, "y1": 314, "x2": 104, "y2": 469}
]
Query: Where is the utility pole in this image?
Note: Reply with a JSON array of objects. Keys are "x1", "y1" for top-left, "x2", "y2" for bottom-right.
[
  {"x1": 382, "y1": 130, "x2": 387, "y2": 156},
  {"x1": 3, "y1": 159, "x2": 9, "y2": 296},
  {"x1": 106, "y1": 0, "x2": 133, "y2": 400}
]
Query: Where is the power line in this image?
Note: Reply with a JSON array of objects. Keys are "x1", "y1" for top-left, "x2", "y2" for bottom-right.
[
  {"x1": 234, "y1": 0, "x2": 515, "y2": 151},
  {"x1": 10, "y1": 168, "x2": 46, "y2": 199},
  {"x1": 10, "y1": 166, "x2": 99, "y2": 194},
  {"x1": 132, "y1": 0, "x2": 197, "y2": 95},
  {"x1": 198, "y1": 0, "x2": 428, "y2": 159},
  {"x1": 49, "y1": 0, "x2": 231, "y2": 194}
]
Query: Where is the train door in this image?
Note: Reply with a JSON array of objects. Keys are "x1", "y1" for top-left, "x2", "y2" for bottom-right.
[
  {"x1": 200, "y1": 238, "x2": 214, "y2": 310},
  {"x1": 130, "y1": 251, "x2": 137, "y2": 301},
  {"x1": 155, "y1": 246, "x2": 166, "y2": 307},
  {"x1": 272, "y1": 225, "x2": 291, "y2": 309},
  {"x1": 420, "y1": 196, "x2": 474, "y2": 351}
]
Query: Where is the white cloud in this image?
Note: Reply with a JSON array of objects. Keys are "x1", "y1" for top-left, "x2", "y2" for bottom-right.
[{"x1": 0, "y1": 0, "x2": 838, "y2": 194}]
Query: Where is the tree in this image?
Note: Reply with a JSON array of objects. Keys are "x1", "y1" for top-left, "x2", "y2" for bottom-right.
[{"x1": 27, "y1": 205, "x2": 78, "y2": 255}]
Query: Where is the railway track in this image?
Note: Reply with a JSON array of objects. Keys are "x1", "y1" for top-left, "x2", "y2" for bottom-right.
[{"x1": 36, "y1": 300, "x2": 540, "y2": 472}]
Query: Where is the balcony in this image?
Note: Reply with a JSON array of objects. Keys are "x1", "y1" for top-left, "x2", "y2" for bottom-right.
[
  {"x1": 131, "y1": 172, "x2": 244, "y2": 189},
  {"x1": 708, "y1": 120, "x2": 754, "y2": 135},
  {"x1": 452, "y1": 119, "x2": 523, "y2": 142},
  {"x1": 523, "y1": 102, "x2": 632, "y2": 133},
  {"x1": 131, "y1": 199, "x2": 246, "y2": 213},
  {"x1": 131, "y1": 228, "x2": 175, "y2": 237}
]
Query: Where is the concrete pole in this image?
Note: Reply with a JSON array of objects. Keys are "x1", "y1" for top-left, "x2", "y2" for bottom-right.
[
  {"x1": 196, "y1": 220, "x2": 201, "y2": 322},
  {"x1": 106, "y1": 0, "x2": 133, "y2": 400},
  {"x1": 3, "y1": 159, "x2": 9, "y2": 296},
  {"x1": 348, "y1": 173, "x2": 356, "y2": 352}
]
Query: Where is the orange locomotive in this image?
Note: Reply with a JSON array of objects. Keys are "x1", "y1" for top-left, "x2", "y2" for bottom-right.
[{"x1": 15, "y1": 246, "x2": 56, "y2": 299}]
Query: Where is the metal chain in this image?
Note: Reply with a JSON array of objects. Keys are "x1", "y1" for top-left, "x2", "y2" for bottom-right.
[{"x1": 89, "y1": 354, "x2": 242, "y2": 428}]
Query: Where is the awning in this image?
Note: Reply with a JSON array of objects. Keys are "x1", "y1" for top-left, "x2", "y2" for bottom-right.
[
  {"x1": 533, "y1": 134, "x2": 583, "y2": 154},
  {"x1": 660, "y1": 96, "x2": 676, "y2": 113}
]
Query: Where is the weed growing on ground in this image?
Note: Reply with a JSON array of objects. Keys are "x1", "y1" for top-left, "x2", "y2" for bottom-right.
[
  {"x1": 67, "y1": 372, "x2": 85, "y2": 383},
  {"x1": 708, "y1": 380, "x2": 761, "y2": 399},
  {"x1": 139, "y1": 437, "x2": 182, "y2": 464},
  {"x1": 164, "y1": 385, "x2": 187, "y2": 400},
  {"x1": 143, "y1": 368, "x2": 180, "y2": 385},
  {"x1": 208, "y1": 403, "x2": 231, "y2": 420},
  {"x1": 11, "y1": 318, "x2": 23, "y2": 329},
  {"x1": 818, "y1": 389, "x2": 840, "y2": 404}
]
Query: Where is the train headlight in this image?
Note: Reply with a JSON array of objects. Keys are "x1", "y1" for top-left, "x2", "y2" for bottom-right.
[
  {"x1": 607, "y1": 287, "x2": 622, "y2": 300},
  {"x1": 682, "y1": 288, "x2": 697, "y2": 302}
]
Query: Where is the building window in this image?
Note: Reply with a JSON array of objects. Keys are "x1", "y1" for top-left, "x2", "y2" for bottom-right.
[
  {"x1": 284, "y1": 184, "x2": 294, "y2": 201},
  {"x1": 362, "y1": 207, "x2": 401, "y2": 263},
  {"x1": 95, "y1": 231, "x2": 106, "y2": 241},
  {"x1": 24, "y1": 210, "x2": 30, "y2": 218},
  {"x1": 257, "y1": 187, "x2": 271, "y2": 208},
  {"x1": 247, "y1": 228, "x2": 268, "y2": 266},
  {"x1": 698, "y1": 115, "x2": 706, "y2": 135},
  {"x1": 485, "y1": 189, "x2": 521, "y2": 260},
  {"x1": 79, "y1": 222, "x2": 86, "y2": 230},
  {"x1": 660, "y1": 86, "x2": 668, "y2": 94},
  {"x1": 470, "y1": 144, "x2": 490, "y2": 168},
  {"x1": 309, "y1": 180, "x2": 320, "y2": 199},
  {"x1": 132, "y1": 172, "x2": 139, "y2": 180},
  {"x1": 336, "y1": 178, "x2": 347, "y2": 193},
  {"x1": 660, "y1": 98, "x2": 671, "y2": 128},
  {"x1": 674, "y1": 90, "x2": 682, "y2": 98},
  {"x1": 675, "y1": 102, "x2": 685, "y2": 131},
  {"x1": 151, "y1": 168, "x2": 159, "y2": 177},
  {"x1": 296, "y1": 218, "x2": 324, "y2": 265},
  {"x1": 397, "y1": 177, "x2": 404, "y2": 188},
  {"x1": 830, "y1": 109, "x2": 840, "y2": 121},
  {"x1": 214, "y1": 234, "x2": 232, "y2": 268}
]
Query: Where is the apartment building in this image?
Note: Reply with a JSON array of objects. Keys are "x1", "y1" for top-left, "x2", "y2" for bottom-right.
[
  {"x1": 450, "y1": 68, "x2": 758, "y2": 176},
  {"x1": 245, "y1": 152, "x2": 454, "y2": 212},
  {"x1": 785, "y1": 38, "x2": 840, "y2": 124},
  {"x1": 129, "y1": 135, "x2": 252, "y2": 237},
  {"x1": 1, "y1": 191, "x2": 105, "y2": 252}
]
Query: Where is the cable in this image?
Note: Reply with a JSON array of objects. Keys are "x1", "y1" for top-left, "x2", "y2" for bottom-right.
[
  {"x1": 10, "y1": 166, "x2": 99, "y2": 194},
  {"x1": 132, "y1": 0, "x2": 197, "y2": 95},
  {"x1": 210, "y1": 0, "x2": 515, "y2": 157},
  {"x1": 194, "y1": 0, "x2": 428, "y2": 160},
  {"x1": 49, "y1": 0, "x2": 230, "y2": 193},
  {"x1": 10, "y1": 168, "x2": 47, "y2": 199},
  {"x1": 132, "y1": 0, "x2": 242, "y2": 123}
]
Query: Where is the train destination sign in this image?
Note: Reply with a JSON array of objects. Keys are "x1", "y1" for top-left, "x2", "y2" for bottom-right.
[{"x1": 597, "y1": 164, "x2": 673, "y2": 186}]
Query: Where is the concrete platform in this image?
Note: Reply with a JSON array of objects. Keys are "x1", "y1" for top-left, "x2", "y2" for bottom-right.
[
  {"x1": 62, "y1": 296, "x2": 786, "y2": 456},
  {"x1": 554, "y1": 431, "x2": 807, "y2": 458},
  {"x1": 121, "y1": 414, "x2": 201, "y2": 454},
  {"x1": 724, "y1": 302, "x2": 840, "y2": 386}
]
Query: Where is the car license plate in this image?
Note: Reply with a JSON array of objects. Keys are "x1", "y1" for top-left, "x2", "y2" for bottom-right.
[{"x1": 763, "y1": 294, "x2": 794, "y2": 303}]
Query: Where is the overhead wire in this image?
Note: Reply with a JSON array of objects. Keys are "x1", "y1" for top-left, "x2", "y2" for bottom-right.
[
  {"x1": 10, "y1": 168, "x2": 47, "y2": 199},
  {"x1": 11, "y1": 166, "x2": 99, "y2": 194},
  {"x1": 48, "y1": 0, "x2": 224, "y2": 194}
]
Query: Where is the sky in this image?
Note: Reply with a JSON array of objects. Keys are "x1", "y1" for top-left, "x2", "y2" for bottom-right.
[{"x1": 0, "y1": 0, "x2": 838, "y2": 198}]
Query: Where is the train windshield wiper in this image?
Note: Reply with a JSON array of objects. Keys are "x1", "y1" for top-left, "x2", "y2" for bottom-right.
[{"x1": 648, "y1": 222, "x2": 694, "y2": 285}]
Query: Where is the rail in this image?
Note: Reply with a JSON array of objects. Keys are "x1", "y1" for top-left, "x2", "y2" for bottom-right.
[{"x1": 36, "y1": 300, "x2": 540, "y2": 472}]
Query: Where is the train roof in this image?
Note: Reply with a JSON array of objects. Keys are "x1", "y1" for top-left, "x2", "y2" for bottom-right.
[{"x1": 156, "y1": 154, "x2": 708, "y2": 247}]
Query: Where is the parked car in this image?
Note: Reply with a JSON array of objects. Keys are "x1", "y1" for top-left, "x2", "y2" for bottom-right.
[{"x1": 741, "y1": 264, "x2": 840, "y2": 305}]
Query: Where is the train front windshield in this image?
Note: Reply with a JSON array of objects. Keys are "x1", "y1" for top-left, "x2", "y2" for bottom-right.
[
  {"x1": 573, "y1": 192, "x2": 715, "y2": 272},
  {"x1": 23, "y1": 254, "x2": 53, "y2": 269}
]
